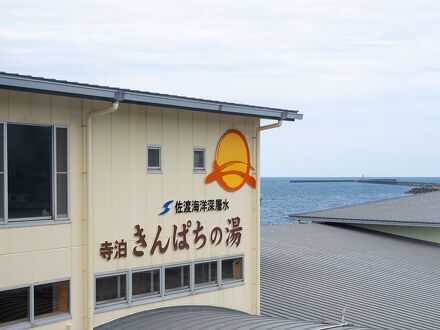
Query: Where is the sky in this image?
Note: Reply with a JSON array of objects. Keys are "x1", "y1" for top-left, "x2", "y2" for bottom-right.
[{"x1": 1, "y1": 0, "x2": 439, "y2": 177}]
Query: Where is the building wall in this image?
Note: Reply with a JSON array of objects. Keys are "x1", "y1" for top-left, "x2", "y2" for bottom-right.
[
  {"x1": 89, "y1": 101, "x2": 259, "y2": 327},
  {"x1": 353, "y1": 224, "x2": 440, "y2": 244},
  {"x1": 0, "y1": 90, "x2": 260, "y2": 329},
  {"x1": 0, "y1": 90, "x2": 84, "y2": 329}
]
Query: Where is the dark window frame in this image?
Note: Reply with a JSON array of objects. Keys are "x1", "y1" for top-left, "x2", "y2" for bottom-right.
[
  {"x1": 0, "y1": 121, "x2": 70, "y2": 225},
  {"x1": 146, "y1": 146, "x2": 161, "y2": 173},
  {"x1": 194, "y1": 260, "x2": 218, "y2": 289},
  {"x1": 221, "y1": 256, "x2": 244, "y2": 284},
  {"x1": 193, "y1": 147, "x2": 206, "y2": 173},
  {"x1": 95, "y1": 272, "x2": 128, "y2": 307},
  {"x1": 131, "y1": 268, "x2": 161, "y2": 300},
  {"x1": 0, "y1": 279, "x2": 71, "y2": 328},
  {"x1": 164, "y1": 264, "x2": 191, "y2": 295},
  {"x1": 94, "y1": 256, "x2": 245, "y2": 312}
]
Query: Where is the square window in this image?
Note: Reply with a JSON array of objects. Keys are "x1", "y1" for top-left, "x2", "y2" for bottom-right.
[
  {"x1": 34, "y1": 281, "x2": 69, "y2": 319},
  {"x1": 165, "y1": 265, "x2": 190, "y2": 294},
  {"x1": 95, "y1": 274, "x2": 127, "y2": 306},
  {"x1": 193, "y1": 148, "x2": 205, "y2": 171},
  {"x1": 0, "y1": 287, "x2": 29, "y2": 326},
  {"x1": 222, "y1": 257, "x2": 243, "y2": 283},
  {"x1": 147, "y1": 146, "x2": 161, "y2": 171},
  {"x1": 195, "y1": 261, "x2": 217, "y2": 288},
  {"x1": 132, "y1": 269, "x2": 160, "y2": 299}
]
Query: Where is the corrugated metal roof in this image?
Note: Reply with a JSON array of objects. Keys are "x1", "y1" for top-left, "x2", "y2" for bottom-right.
[
  {"x1": 93, "y1": 223, "x2": 438, "y2": 329},
  {"x1": 291, "y1": 191, "x2": 440, "y2": 227},
  {"x1": 95, "y1": 305, "x2": 375, "y2": 330},
  {"x1": 260, "y1": 223, "x2": 440, "y2": 330},
  {"x1": 0, "y1": 72, "x2": 303, "y2": 121}
]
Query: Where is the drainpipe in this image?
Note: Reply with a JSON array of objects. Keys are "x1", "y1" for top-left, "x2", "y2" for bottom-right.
[
  {"x1": 257, "y1": 120, "x2": 283, "y2": 133},
  {"x1": 85, "y1": 94, "x2": 123, "y2": 330},
  {"x1": 253, "y1": 119, "x2": 282, "y2": 314}
]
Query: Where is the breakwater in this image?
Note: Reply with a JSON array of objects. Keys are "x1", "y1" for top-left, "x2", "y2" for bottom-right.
[{"x1": 289, "y1": 179, "x2": 440, "y2": 194}]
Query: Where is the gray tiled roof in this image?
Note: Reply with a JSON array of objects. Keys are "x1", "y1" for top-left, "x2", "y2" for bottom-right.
[
  {"x1": 260, "y1": 223, "x2": 440, "y2": 330},
  {"x1": 0, "y1": 71, "x2": 303, "y2": 121},
  {"x1": 292, "y1": 191, "x2": 440, "y2": 226},
  {"x1": 95, "y1": 305, "x2": 375, "y2": 330}
]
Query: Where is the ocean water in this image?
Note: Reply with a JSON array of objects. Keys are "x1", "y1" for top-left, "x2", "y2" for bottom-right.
[{"x1": 261, "y1": 177, "x2": 440, "y2": 226}]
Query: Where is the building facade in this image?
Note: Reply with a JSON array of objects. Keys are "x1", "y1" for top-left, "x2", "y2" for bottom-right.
[{"x1": 0, "y1": 73, "x2": 302, "y2": 329}]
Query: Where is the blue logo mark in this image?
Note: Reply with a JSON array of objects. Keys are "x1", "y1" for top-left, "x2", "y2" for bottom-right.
[{"x1": 159, "y1": 200, "x2": 174, "y2": 215}]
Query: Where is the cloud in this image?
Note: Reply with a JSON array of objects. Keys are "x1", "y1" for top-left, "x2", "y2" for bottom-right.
[{"x1": 1, "y1": 0, "x2": 439, "y2": 175}]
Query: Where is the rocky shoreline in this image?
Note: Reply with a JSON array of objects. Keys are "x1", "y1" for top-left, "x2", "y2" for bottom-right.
[
  {"x1": 356, "y1": 180, "x2": 440, "y2": 195},
  {"x1": 354, "y1": 180, "x2": 440, "y2": 194},
  {"x1": 404, "y1": 186, "x2": 440, "y2": 194}
]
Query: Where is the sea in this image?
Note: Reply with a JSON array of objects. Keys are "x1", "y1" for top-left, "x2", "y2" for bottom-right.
[{"x1": 261, "y1": 177, "x2": 440, "y2": 226}]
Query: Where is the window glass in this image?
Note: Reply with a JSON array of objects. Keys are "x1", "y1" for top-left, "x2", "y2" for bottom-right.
[
  {"x1": 34, "y1": 281, "x2": 69, "y2": 319},
  {"x1": 222, "y1": 257, "x2": 243, "y2": 282},
  {"x1": 195, "y1": 261, "x2": 217, "y2": 287},
  {"x1": 7, "y1": 124, "x2": 52, "y2": 219},
  {"x1": 193, "y1": 149, "x2": 205, "y2": 170},
  {"x1": 96, "y1": 274, "x2": 127, "y2": 305},
  {"x1": 0, "y1": 287, "x2": 29, "y2": 326},
  {"x1": 132, "y1": 269, "x2": 160, "y2": 299},
  {"x1": 165, "y1": 265, "x2": 190, "y2": 293},
  {"x1": 56, "y1": 127, "x2": 68, "y2": 219},
  {"x1": 56, "y1": 128, "x2": 67, "y2": 173},
  {"x1": 56, "y1": 174, "x2": 68, "y2": 218},
  {"x1": 147, "y1": 147, "x2": 160, "y2": 169}
]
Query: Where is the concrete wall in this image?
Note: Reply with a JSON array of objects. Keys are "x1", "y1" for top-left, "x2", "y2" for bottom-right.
[
  {"x1": 0, "y1": 90, "x2": 260, "y2": 329},
  {"x1": 353, "y1": 224, "x2": 440, "y2": 244}
]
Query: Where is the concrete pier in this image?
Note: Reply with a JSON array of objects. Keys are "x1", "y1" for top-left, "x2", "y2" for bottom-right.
[{"x1": 289, "y1": 179, "x2": 440, "y2": 194}]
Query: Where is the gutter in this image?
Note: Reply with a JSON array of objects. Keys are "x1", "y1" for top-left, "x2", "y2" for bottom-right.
[
  {"x1": 84, "y1": 92, "x2": 124, "y2": 330},
  {"x1": 253, "y1": 119, "x2": 283, "y2": 314},
  {"x1": 0, "y1": 72, "x2": 303, "y2": 122}
]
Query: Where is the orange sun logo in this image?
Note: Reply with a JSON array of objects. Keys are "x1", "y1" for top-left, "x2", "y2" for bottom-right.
[{"x1": 205, "y1": 129, "x2": 256, "y2": 192}]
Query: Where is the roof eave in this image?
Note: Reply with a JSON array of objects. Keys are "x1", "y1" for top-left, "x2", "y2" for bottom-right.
[
  {"x1": 291, "y1": 216, "x2": 440, "y2": 228},
  {"x1": 0, "y1": 73, "x2": 303, "y2": 121}
]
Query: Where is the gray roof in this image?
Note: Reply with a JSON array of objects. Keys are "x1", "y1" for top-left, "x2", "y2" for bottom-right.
[
  {"x1": 292, "y1": 191, "x2": 440, "y2": 227},
  {"x1": 95, "y1": 305, "x2": 375, "y2": 330},
  {"x1": 0, "y1": 72, "x2": 303, "y2": 121},
  {"x1": 260, "y1": 223, "x2": 440, "y2": 330},
  {"x1": 94, "y1": 223, "x2": 440, "y2": 329}
]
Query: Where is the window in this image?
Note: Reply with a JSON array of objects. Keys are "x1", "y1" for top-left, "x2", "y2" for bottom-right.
[
  {"x1": 0, "y1": 287, "x2": 29, "y2": 327},
  {"x1": 55, "y1": 127, "x2": 68, "y2": 218},
  {"x1": 195, "y1": 261, "x2": 217, "y2": 288},
  {"x1": 34, "y1": 281, "x2": 69, "y2": 320},
  {"x1": 222, "y1": 257, "x2": 243, "y2": 283},
  {"x1": 147, "y1": 146, "x2": 161, "y2": 172},
  {"x1": 0, "y1": 280, "x2": 70, "y2": 328},
  {"x1": 95, "y1": 273, "x2": 127, "y2": 306},
  {"x1": 165, "y1": 265, "x2": 190, "y2": 294},
  {"x1": 94, "y1": 257, "x2": 245, "y2": 311},
  {"x1": 132, "y1": 269, "x2": 160, "y2": 300},
  {"x1": 0, "y1": 122, "x2": 69, "y2": 224},
  {"x1": 8, "y1": 124, "x2": 52, "y2": 219},
  {"x1": 193, "y1": 148, "x2": 205, "y2": 172}
]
